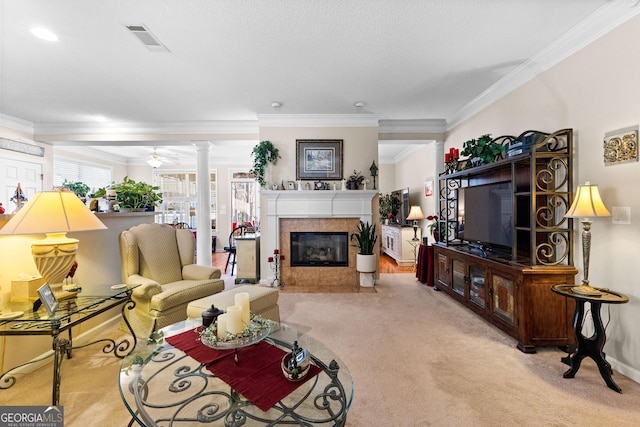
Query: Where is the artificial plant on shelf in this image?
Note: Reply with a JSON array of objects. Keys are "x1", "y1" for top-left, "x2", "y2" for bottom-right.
[
  {"x1": 61, "y1": 180, "x2": 90, "y2": 199},
  {"x1": 460, "y1": 134, "x2": 505, "y2": 168},
  {"x1": 379, "y1": 193, "x2": 401, "y2": 223},
  {"x1": 250, "y1": 140, "x2": 280, "y2": 188},
  {"x1": 346, "y1": 170, "x2": 365, "y2": 190},
  {"x1": 108, "y1": 176, "x2": 163, "y2": 211}
]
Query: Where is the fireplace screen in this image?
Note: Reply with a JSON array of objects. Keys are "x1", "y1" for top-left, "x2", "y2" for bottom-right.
[{"x1": 290, "y1": 232, "x2": 349, "y2": 267}]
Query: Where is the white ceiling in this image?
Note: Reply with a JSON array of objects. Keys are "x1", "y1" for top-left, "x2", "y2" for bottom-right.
[{"x1": 1, "y1": 0, "x2": 638, "y2": 165}]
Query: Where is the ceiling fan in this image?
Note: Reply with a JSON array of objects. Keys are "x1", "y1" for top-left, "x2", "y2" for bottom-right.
[{"x1": 146, "y1": 148, "x2": 179, "y2": 168}]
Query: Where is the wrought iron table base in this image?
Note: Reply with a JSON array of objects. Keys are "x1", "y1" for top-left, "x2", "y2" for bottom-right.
[
  {"x1": 561, "y1": 299, "x2": 621, "y2": 393},
  {"x1": 0, "y1": 296, "x2": 137, "y2": 405}
]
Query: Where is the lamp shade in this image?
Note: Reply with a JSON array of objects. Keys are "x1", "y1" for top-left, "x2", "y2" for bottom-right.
[
  {"x1": 565, "y1": 181, "x2": 610, "y2": 218},
  {"x1": 0, "y1": 191, "x2": 106, "y2": 287},
  {"x1": 0, "y1": 190, "x2": 107, "y2": 235},
  {"x1": 406, "y1": 206, "x2": 425, "y2": 221}
]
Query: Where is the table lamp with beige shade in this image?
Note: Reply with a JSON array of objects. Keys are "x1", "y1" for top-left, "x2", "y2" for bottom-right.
[
  {"x1": 406, "y1": 205, "x2": 425, "y2": 241},
  {"x1": 0, "y1": 190, "x2": 107, "y2": 296},
  {"x1": 564, "y1": 181, "x2": 610, "y2": 297}
]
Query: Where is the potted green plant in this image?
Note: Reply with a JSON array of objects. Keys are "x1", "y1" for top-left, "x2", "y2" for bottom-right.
[
  {"x1": 379, "y1": 193, "x2": 401, "y2": 223},
  {"x1": 460, "y1": 134, "x2": 505, "y2": 168},
  {"x1": 346, "y1": 170, "x2": 365, "y2": 190},
  {"x1": 109, "y1": 176, "x2": 163, "y2": 211},
  {"x1": 350, "y1": 221, "x2": 378, "y2": 287},
  {"x1": 61, "y1": 180, "x2": 90, "y2": 200},
  {"x1": 250, "y1": 140, "x2": 280, "y2": 187}
]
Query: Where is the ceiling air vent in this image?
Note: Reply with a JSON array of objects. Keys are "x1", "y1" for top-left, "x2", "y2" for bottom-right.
[{"x1": 125, "y1": 24, "x2": 169, "y2": 52}]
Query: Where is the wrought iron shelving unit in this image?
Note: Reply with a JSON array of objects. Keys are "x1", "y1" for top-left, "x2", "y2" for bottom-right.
[{"x1": 437, "y1": 128, "x2": 574, "y2": 268}]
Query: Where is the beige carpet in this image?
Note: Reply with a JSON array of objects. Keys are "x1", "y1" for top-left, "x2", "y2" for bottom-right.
[{"x1": 2, "y1": 273, "x2": 640, "y2": 426}]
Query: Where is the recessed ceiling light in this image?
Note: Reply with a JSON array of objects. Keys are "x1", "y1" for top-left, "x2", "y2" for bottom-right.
[
  {"x1": 31, "y1": 28, "x2": 58, "y2": 42},
  {"x1": 271, "y1": 101, "x2": 282, "y2": 108},
  {"x1": 354, "y1": 101, "x2": 365, "y2": 108}
]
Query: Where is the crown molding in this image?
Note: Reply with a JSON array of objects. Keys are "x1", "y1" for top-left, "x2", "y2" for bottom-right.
[
  {"x1": 378, "y1": 119, "x2": 446, "y2": 134},
  {"x1": 447, "y1": 0, "x2": 640, "y2": 130},
  {"x1": 257, "y1": 114, "x2": 380, "y2": 127},
  {"x1": 33, "y1": 120, "x2": 259, "y2": 137},
  {"x1": 0, "y1": 114, "x2": 35, "y2": 134}
]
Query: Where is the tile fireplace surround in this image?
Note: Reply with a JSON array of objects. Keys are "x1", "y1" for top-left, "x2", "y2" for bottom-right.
[{"x1": 262, "y1": 190, "x2": 377, "y2": 291}]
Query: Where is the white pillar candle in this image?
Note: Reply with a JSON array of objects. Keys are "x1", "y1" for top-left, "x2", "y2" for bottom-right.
[
  {"x1": 234, "y1": 292, "x2": 250, "y2": 326},
  {"x1": 216, "y1": 314, "x2": 228, "y2": 339},
  {"x1": 226, "y1": 305, "x2": 243, "y2": 334}
]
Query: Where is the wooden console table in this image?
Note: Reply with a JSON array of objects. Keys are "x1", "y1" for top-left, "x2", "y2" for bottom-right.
[{"x1": 551, "y1": 284, "x2": 629, "y2": 393}]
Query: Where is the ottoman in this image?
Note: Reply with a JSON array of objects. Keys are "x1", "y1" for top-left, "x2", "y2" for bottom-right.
[{"x1": 186, "y1": 285, "x2": 280, "y2": 322}]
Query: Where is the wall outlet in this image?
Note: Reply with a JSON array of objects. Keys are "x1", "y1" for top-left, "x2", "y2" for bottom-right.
[{"x1": 611, "y1": 206, "x2": 631, "y2": 225}]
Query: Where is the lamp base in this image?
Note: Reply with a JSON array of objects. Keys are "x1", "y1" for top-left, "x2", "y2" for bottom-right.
[{"x1": 32, "y1": 233, "x2": 79, "y2": 285}]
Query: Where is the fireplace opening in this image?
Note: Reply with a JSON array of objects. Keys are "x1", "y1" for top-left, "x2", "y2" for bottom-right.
[{"x1": 290, "y1": 232, "x2": 349, "y2": 267}]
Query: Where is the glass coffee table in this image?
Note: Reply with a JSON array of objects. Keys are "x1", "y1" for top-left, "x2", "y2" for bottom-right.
[{"x1": 119, "y1": 319, "x2": 353, "y2": 426}]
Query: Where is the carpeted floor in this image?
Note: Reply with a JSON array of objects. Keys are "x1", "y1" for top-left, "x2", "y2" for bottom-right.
[{"x1": 2, "y1": 273, "x2": 640, "y2": 426}]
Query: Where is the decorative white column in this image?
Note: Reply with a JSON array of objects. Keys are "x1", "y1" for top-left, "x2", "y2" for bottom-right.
[{"x1": 195, "y1": 141, "x2": 212, "y2": 266}]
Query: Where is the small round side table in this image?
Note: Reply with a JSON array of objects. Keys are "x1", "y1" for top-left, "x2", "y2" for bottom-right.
[{"x1": 551, "y1": 284, "x2": 629, "y2": 393}]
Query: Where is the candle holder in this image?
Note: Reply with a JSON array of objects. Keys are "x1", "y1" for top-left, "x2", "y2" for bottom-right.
[
  {"x1": 444, "y1": 148, "x2": 460, "y2": 174},
  {"x1": 268, "y1": 249, "x2": 285, "y2": 289}
]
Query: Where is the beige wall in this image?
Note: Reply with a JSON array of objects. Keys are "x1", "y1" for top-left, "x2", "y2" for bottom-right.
[{"x1": 443, "y1": 14, "x2": 640, "y2": 381}]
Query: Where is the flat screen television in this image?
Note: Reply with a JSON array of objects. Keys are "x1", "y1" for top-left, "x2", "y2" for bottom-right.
[{"x1": 458, "y1": 182, "x2": 513, "y2": 251}]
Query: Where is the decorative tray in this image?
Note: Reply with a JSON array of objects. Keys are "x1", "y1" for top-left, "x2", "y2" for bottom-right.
[{"x1": 200, "y1": 317, "x2": 272, "y2": 350}]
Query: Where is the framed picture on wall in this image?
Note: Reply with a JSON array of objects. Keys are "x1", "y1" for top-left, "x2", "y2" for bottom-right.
[
  {"x1": 296, "y1": 140, "x2": 343, "y2": 180},
  {"x1": 424, "y1": 179, "x2": 434, "y2": 197}
]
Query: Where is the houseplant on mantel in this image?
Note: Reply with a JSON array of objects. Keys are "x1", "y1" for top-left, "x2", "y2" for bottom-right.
[
  {"x1": 350, "y1": 220, "x2": 378, "y2": 287},
  {"x1": 250, "y1": 140, "x2": 280, "y2": 188}
]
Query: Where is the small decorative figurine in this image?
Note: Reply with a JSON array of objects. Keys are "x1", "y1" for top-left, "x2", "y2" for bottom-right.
[{"x1": 10, "y1": 183, "x2": 27, "y2": 213}]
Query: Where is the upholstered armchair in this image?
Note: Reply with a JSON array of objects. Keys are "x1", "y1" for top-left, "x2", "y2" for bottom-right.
[{"x1": 119, "y1": 223, "x2": 225, "y2": 337}]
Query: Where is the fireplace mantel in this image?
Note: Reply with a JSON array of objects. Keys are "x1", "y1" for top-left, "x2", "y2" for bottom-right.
[{"x1": 261, "y1": 190, "x2": 377, "y2": 277}]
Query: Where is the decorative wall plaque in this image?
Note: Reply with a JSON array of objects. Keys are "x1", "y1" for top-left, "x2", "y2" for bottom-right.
[
  {"x1": 603, "y1": 127, "x2": 638, "y2": 166},
  {"x1": 0, "y1": 137, "x2": 45, "y2": 157}
]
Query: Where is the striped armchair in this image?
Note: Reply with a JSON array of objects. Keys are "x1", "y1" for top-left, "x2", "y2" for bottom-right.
[{"x1": 119, "y1": 223, "x2": 224, "y2": 337}]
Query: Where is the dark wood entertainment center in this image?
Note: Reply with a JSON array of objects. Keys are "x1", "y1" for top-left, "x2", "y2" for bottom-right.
[{"x1": 434, "y1": 129, "x2": 578, "y2": 353}]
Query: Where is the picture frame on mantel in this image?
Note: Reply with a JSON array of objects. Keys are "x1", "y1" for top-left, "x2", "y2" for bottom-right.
[{"x1": 296, "y1": 139, "x2": 343, "y2": 180}]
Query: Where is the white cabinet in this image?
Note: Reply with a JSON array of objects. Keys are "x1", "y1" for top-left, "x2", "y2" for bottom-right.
[{"x1": 381, "y1": 225, "x2": 418, "y2": 267}]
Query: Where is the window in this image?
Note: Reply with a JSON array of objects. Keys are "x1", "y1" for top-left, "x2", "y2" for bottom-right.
[
  {"x1": 154, "y1": 171, "x2": 217, "y2": 230},
  {"x1": 53, "y1": 157, "x2": 112, "y2": 194}
]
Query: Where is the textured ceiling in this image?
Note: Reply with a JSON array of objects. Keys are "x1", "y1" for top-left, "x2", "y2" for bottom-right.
[{"x1": 1, "y1": 0, "x2": 636, "y2": 164}]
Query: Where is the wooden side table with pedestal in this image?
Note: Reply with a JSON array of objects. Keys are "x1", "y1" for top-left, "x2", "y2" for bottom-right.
[{"x1": 551, "y1": 284, "x2": 629, "y2": 393}]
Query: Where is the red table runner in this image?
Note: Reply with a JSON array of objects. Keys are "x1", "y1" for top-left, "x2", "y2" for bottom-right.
[{"x1": 165, "y1": 328, "x2": 321, "y2": 411}]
